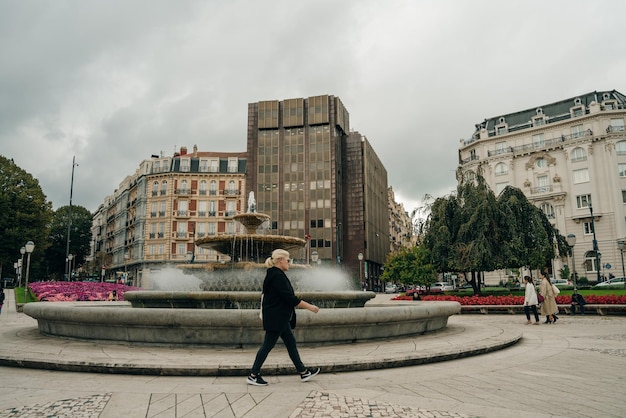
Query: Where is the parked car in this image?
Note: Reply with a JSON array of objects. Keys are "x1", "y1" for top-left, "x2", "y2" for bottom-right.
[
  {"x1": 431, "y1": 282, "x2": 454, "y2": 291},
  {"x1": 384, "y1": 284, "x2": 398, "y2": 293},
  {"x1": 552, "y1": 279, "x2": 572, "y2": 287},
  {"x1": 593, "y1": 277, "x2": 626, "y2": 288}
]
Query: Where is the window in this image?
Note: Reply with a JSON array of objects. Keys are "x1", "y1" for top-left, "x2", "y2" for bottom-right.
[
  {"x1": 570, "y1": 147, "x2": 587, "y2": 162},
  {"x1": 620, "y1": 164, "x2": 626, "y2": 178},
  {"x1": 198, "y1": 201, "x2": 207, "y2": 216},
  {"x1": 617, "y1": 141, "x2": 626, "y2": 155},
  {"x1": 177, "y1": 243, "x2": 185, "y2": 255},
  {"x1": 152, "y1": 181, "x2": 159, "y2": 196},
  {"x1": 540, "y1": 203, "x2": 555, "y2": 219},
  {"x1": 536, "y1": 158, "x2": 547, "y2": 168},
  {"x1": 151, "y1": 202, "x2": 157, "y2": 216},
  {"x1": 572, "y1": 107, "x2": 584, "y2": 117},
  {"x1": 228, "y1": 180, "x2": 236, "y2": 194},
  {"x1": 584, "y1": 250, "x2": 600, "y2": 275},
  {"x1": 495, "y1": 142, "x2": 507, "y2": 154},
  {"x1": 583, "y1": 221, "x2": 594, "y2": 235},
  {"x1": 210, "y1": 159, "x2": 219, "y2": 173},
  {"x1": 153, "y1": 161, "x2": 161, "y2": 173},
  {"x1": 495, "y1": 163, "x2": 508, "y2": 176},
  {"x1": 210, "y1": 180, "x2": 217, "y2": 195},
  {"x1": 180, "y1": 180, "x2": 188, "y2": 193},
  {"x1": 199, "y1": 159, "x2": 208, "y2": 172},
  {"x1": 536, "y1": 175, "x2": 549, "y2": 192},
  {"x1": 497, "y1": 125, "x2": 507, "y2": 135},
  {"x1": 573, "y1": 168, "x2": 589, "y2": 183},
  {"x1": 610, "y1": 118, "x2": 625, "y2": 132},
  {"x1": 533, "y1": 134, "x2": 545, "y2": 148},
  {"x1": 160, "y1": 180, "x2": 167, "y2": 195},
  {"x1": 178, "y1": 200, "x2": 188, "y2": 216},
  {"x1": 622, "y1": 190, "x2": 626, "y2": 204},
  {"x1": 571, "y1": 124, "x2": 585, "y2": 139},
  {"x1": 228, "y1": 158, "x2": 238, "y2": 173},
  {"x1": 199, "y1": 180, "x2": 207, "y2": 195},
  {"x1": 180, "y1": 159, "x2": 190, "y2": 172},
  {"x1": 576, "y1": 194, "x2": 591, "y2": 209}
]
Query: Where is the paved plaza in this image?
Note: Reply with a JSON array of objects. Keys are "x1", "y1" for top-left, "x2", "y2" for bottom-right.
[{"x1": 0, "y1": 289, "x2": 625, "y2": 417}]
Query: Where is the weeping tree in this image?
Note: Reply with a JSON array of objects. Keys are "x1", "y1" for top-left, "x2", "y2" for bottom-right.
[{"x1": 423, "y1": 168, "x2": 566, "y2": 294}]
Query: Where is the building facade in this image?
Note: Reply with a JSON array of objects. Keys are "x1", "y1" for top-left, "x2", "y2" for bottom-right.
[
  {"x1": 91, "y1": 146, "x2": 246, "y2": 286},
  {"x1": 246, "y1": 95, "x2": 390, "y2": 285},
  {"x1": 388, "y1": 186, "x2": 416, "y2": 252},
  {"x1": 458, "y1": 90, "x2": 626, "y2": 283}
]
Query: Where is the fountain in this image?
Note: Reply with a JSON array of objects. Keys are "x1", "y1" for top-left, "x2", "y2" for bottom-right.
[{"x1": 23, "y1": 192, "x2": 460, "y2": 347}]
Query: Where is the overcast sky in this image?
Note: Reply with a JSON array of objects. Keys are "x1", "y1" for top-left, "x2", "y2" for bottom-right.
[{"x1": 2, "y1": 0, "x2": 625, "y2": 215}]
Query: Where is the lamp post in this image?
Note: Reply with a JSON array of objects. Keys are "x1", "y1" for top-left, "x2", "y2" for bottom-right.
[
  {"x1": 618, "y1": 240, "x2": 626, "y2": 283},
  {"x1": 358, "y1": 252, "x2": 364, "y2": 290},
  {"x1": 589, "y1": 203, "x2": 601, "y2": 283},
  {"x1": 18, "y1": 246, "x2": 25, "y2": 287},
  {"x1": 24, "y1": 241, "x2": 35, "y2": 304},
  {"x1": 67, "y1": 253, "x2": 74, "y2": 281},
  {"x1": 124, "y1": 252, "x2": 130, "y2": 284},
  {"x1": 567, "y1": 234, "x2": 577, "y2": 290}
]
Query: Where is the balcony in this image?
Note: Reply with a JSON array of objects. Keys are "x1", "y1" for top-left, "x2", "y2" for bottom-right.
[
  {"x1": 175, "y1": 189, "x2": 190, "y2": 195},
  {"x1": 159, "y1": 211, "x2": 165, "y2": 217},
  {"x1": 176, "y1": 210, "x2": 189, "y2": 217},
  {"x1": 149, "y1": 233, "x2": 156, "y2": 239},
  {"x1": 158, "y1": 232, "x2": 164, "y2": 238},
  {"x1": 222, "y1": 189, "x2": 240, "y2": 196},
  {"x1": 198, "y1": 211, "x2": 207, "y2": 217},
  {"x1": 150, "y1": 212, "x2": 157, "y2": 217},
  {"x1": 486, "y1": 129, "x2": 594, "y2": 158},
  {"x1": 175, "y1": 232, "x2": 188, "y2": 239}
]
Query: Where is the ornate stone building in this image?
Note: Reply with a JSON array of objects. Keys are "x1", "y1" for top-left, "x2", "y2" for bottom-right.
[
  {"x1": 458, "y1": 90, "x2": 626, "y2": 283},
  {"x1": 91, "y1": 146, "x2": 246, "y2": 285}
]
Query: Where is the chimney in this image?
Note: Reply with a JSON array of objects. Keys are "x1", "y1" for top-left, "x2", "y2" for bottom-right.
[
  {"x1": 180, "y1": 146, "x2": 187, "y2": 155},
  {"x1": 193, "y1": 144, "x2": 198, "y2": 156}
]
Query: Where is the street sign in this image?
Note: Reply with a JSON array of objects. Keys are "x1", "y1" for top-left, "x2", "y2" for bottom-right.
[{"x1": 605, "y1": 263, "x2": 611, "y2": 269}]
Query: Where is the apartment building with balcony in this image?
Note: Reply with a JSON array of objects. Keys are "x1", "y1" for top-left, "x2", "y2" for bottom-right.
[
  {"x1": 388, "y1": 186, "x2": 416, "y2": 252},
  {"x1": 458, "y1": 89, "x2": 626, "y2": 283},
  {"x1": 92, "y1": 146, "x2": 246, "y2": 285}
]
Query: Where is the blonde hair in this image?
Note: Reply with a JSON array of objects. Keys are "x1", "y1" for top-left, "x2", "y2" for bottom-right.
[{"x1": 265, "y1": 249, "x2": 290, "y2": 267}]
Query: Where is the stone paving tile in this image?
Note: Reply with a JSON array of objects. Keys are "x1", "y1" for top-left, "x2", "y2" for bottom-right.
[
  {"x1": 0, "y1": 390, "x2": 471, "y2": 418},
  {"x1": 288, "y1": 391, "x2": 473, "y2": 418},
  {"x1": 0, "y1": 393, "x2": 111, "y2": 418}
]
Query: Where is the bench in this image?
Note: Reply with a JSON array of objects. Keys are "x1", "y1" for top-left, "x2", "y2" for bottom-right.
[{"x1": 460, "y1": 304, "x2": 626, "y2": 315}]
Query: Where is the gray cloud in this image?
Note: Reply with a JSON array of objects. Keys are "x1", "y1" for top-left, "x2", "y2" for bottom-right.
[{"x1": 1, "y1": 0, "x2": 624, "y2": 214}]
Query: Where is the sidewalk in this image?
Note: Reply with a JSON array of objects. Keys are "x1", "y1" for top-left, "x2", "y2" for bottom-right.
[{"x1": 1, "y1": 288, "x2": 626, "y2": 417}]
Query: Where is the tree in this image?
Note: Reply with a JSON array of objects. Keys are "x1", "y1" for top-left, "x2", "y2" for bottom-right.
[
  {"x1": 0, "y1": 155, "x2": 52, "y2": 280},
  {"x1": 45, "y1": 205, "x2": 93, "y2": 280},
  {"x1": 381, "y1": 245, "x2": 437, "y2": 287},
  {"x1": 423, "y1": 169, "x2": 565, "y2": 294}
]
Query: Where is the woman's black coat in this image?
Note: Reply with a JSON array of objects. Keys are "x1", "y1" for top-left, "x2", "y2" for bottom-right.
[{"x1": 261, "y1": 266, "x2": 301, "y2": 331}]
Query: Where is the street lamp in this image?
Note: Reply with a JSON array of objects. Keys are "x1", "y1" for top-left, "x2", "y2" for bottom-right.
[
  {"x1": 67, "y1": 253, "x2": 74, "y2": 281},
  {"x1": 567, "y1": 234, "x2": 577, "y2": 290},
  {"x1": 589, "y1": 203, "x2": 601, "y2": 283},
  {"x1": 618, "y1": 240, "x2": 626, "y2": 286},
  {"x1": 19, "y1": 246, "x2": 25, "y2": 287},
  {"x1": 357, "y1": 252, "x2": 364, "y2": 290},
  {"x1": 24, "y1": 241, "x2": 35, "y2": 304},
  {"x1": 124, "y1": 252, "x2": 130, "y2": 284}
]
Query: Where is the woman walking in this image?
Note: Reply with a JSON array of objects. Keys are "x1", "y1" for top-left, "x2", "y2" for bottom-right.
[
  {"x1": 538, "y1": 271, "x2": 558, "y2": 324},
  {"x1": 247, "y1": 249, "x2": 321, "y2": 386},
  {"x1": 522, "y1": 276, "x2": 540, "y2": 325}
]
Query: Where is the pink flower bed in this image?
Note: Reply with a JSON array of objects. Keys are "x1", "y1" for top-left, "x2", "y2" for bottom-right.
[
  {"x1": 28, "y1": 281, "x2": 139, "y2": 302},
  {"x1": 392, "y1": 294, "x2": 626, "y2": 305}
]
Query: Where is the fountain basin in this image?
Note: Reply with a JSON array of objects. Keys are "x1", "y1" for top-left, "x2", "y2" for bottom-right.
[
  {"x1": 123, "y1": 290, "x2": 375, "y2": 309},
  {"x1": 23, "y1": 301, "x2": 461, "y2": 346}
]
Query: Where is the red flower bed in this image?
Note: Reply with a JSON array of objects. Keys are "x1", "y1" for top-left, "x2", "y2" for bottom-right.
[
  {"x1": 29, "y1": 281, "x2": 139, "y2": 302},
  {"x1": 391, "y1": 294, "x2": 626, "y2": 305}
]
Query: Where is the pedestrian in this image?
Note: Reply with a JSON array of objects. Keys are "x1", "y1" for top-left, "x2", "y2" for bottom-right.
[
  {"x1": 107, "y1": 290, "x2": 118, "y2": 301},
  {"x1": 522, "y1": 276, "x2": 540, "y2": 325},
  {"x1": 570, "y1": 291, "x2": 586, "y2": 315},
  {"x1": 538, "y1": 271, "x2": 558, "y2": 323},
  {"x1": 0, "y1": 289, "x2": 5, "y2": 315},
  {"x1": 247, "y1": 249, "x2": 321, "y2": 386}
]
